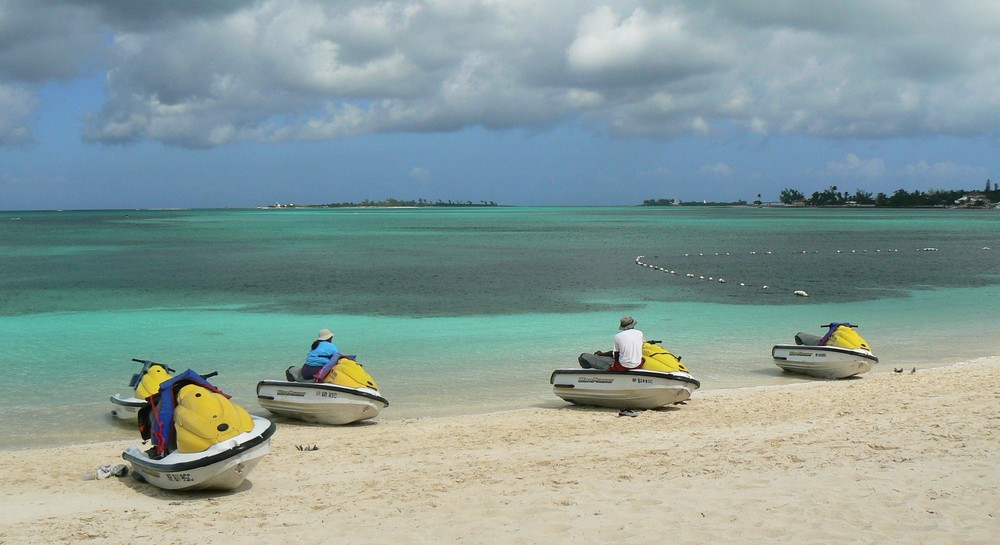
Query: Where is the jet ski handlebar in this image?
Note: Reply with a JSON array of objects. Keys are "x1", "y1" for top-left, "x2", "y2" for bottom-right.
[
  {"x1": 820, "y1": 323, "x2": 857, "y2": 328},
  {"x1": 129, "y1": 358, "x2": 215, "y2": 379},
  {"x1": 131, "y1": 357, "x2": 177, "y2": 374}
]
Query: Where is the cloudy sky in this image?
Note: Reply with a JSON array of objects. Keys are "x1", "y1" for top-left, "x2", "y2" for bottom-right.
[{"x1": 2, "y1": 0, "x2": 999, "y2": 210}]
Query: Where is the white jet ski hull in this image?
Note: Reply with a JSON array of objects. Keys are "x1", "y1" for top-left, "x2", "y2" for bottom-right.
[
  {"x1": 771, "y1": 344, "x2": 878, "y2": 379},
  {"x1": 550, "y1": 369, "x2": 700, "y2": 409},
  {"x1": 256, "y1": 380, "x2": 388, "y2": 425},
  {"x1": 122, "y1": 416, "x2": 276, "y2": 491},
  {"x1": 109, "y1": 394, "x2": 146, "y2": 421}
]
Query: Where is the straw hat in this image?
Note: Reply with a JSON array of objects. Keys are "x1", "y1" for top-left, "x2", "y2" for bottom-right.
[{"x1": 316, "y1": 328, "x2": 335, "y2": 341}]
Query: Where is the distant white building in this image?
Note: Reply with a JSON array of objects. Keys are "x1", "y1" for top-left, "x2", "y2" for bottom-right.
[{"x1": 954, "y1": 192, "x2": 991, "y2": 207}]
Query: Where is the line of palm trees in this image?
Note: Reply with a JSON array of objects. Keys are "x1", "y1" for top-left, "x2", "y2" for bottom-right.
[{"x1": 779, "y1": 181, "x2": 997, "y2": 207}]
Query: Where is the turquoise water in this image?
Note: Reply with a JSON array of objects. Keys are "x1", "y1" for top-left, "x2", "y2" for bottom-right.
[{"x1": 1, "y1": 207, "x2": 998, "y2": 449}]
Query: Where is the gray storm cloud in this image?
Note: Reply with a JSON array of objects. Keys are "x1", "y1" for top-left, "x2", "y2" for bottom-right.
[{"x1": 2, "y1": 0, "x2": 999, "y2": 148}]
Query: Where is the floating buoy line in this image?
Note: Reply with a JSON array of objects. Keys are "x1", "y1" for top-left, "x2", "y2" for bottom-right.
[{"x1": 635, "y1": 247, "x2": 950, "y2": 298}]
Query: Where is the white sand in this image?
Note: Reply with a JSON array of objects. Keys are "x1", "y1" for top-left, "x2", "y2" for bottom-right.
[{"x1": 2, "y1": 359, "x2": 998, "y2": 544}]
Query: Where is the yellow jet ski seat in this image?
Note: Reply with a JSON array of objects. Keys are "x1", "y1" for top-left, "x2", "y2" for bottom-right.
[
  {"x1": 134, "y1": 363, "x2": 173, "y2": 400},
  {"x1": 823, "y1": 323, "x2": 872, "y2": 351},
  {"x1": 321, "y1": 357, "x2": 380, "y2": 390},
  {"x1": 174, "y1": 384, "x2": 256, "y2": 453},
  {"x1": 641, "y1": 342, "x2": 689, "y2": 373}
]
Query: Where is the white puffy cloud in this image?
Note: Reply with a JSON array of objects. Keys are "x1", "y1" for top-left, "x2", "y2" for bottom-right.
[
  {"x1": 902, "y1": 159, "x2": 986, "y2": 183},
  {"x1": 826, "y1": 153, "x2": 887, "y2": 179},
  {"x1": 409, "y1": 166, "x2": 431, "y2": 181},
  {"x1": 565, "y1": 6, "x2": 728, "y2": 86},
  {"x1": 699, "y1": 162, "x2": 733, "y2": 177},
  {"x1": 3, "y1": 0, "x2": 1000, "y2": 147}
]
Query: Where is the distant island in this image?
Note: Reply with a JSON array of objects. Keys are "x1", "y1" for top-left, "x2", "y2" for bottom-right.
[
  {"x1": 261, "y1": 198, "x2": 500, "y2": 209},
  {"x1": 643, "y1": 199, "x2": 750, "y2": 207},
  {"x1": 644, "y1": 180, "x2": 999, "y2": 209}
]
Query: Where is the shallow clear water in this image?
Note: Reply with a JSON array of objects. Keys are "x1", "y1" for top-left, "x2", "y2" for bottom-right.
[{"x1": 1, "y1": 207, "x2": 998, "y2": 449}]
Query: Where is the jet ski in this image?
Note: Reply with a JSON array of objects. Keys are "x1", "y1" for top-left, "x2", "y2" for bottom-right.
[
  {"x1": 256, "y1": 355, "x2": 388, "y2": 425},
  {"x1": 122, "y1": 369, "x2": 276, "y2": 491},
  {"x1": 550, "y1": 341, "x2": 701, "y2": 409},
  {"x1": 771, "y1": 322, "x2": 879, "y2": 379},
  {"x1": 109, "y1": 359, "x2": 174, "y2": 422}
]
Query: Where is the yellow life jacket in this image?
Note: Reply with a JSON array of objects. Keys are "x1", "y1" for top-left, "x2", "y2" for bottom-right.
[
  {"x1": 641, "y1": 342, "x2": 689, "y2": 373},
  {"x1": 134, "y1": 364, "x2": 172, "y2": 400},
  {"x1": 321, "y1": 357, "x2": 379, "y2": 390},
  {"x1": 173, "y1": 384, "x2": 255, "y2": 453}
]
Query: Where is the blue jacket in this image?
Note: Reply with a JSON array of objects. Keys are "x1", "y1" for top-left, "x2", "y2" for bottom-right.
[{"x1": 305, "y1": 340, "x2": 341, "y2": 368}]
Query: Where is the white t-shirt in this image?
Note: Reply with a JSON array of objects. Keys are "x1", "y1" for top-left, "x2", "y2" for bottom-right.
[{"x1": 613, "y1": 328, "x2": 645, "y2": 368}]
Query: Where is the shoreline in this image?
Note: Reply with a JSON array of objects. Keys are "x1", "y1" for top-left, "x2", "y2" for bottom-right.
[
  {"x1": 0, "y1": 356, "x2": 991, "y2": 452},
  {"x1": 3, "y1": 358, "x2": 997, "y2": 543},
  {"x1": 0, "y1": 356, "x2": 982, "y2": 453}
]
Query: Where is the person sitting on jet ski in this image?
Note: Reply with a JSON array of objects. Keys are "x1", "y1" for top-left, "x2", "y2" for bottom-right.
[
  {"x1": 302, "y1": 328, "x2": 340, "y2": 380},
  {"x1": 594, "y1": 316, "x2": 645, "y2": 371}
]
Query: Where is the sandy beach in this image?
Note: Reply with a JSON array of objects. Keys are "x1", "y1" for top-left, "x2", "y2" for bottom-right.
[{"x1": 2, "y1": 360, "x2": 997, "y2": 545}]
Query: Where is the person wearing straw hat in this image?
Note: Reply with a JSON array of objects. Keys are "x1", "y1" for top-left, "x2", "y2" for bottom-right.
[
  {"x1": 595, "y1": 316, "x2": 645, "y2": 371},
  {"x1": 302, "y1": 328, "x2": 341, "y2": 380}
]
